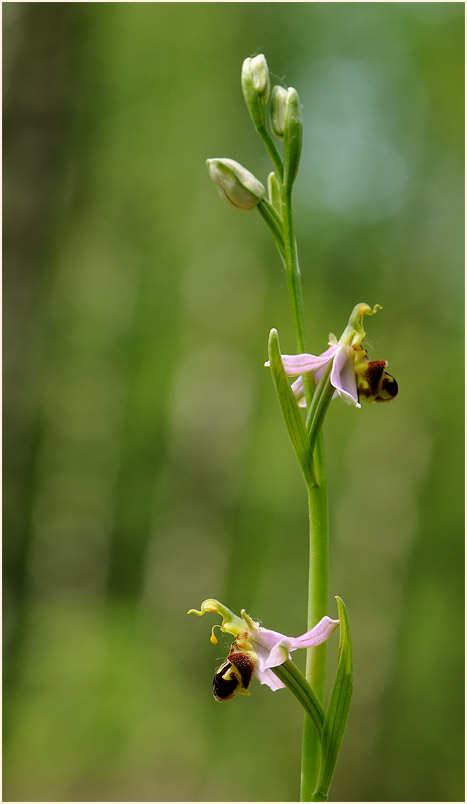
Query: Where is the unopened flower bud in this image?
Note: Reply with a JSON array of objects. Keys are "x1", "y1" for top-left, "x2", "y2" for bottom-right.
[
  {"x1": 206, "y1": 158, "x2": 265, "y2": 211},
  {"x1": 250, "y1": 54, "x2": 271, "y2": 102},
  {"x1": 283, "y1": 88, "x2": 303, "y2": 190},
  {"x1": 271, "y1": 85, "x2": 288, "y2": 139},
  {"x1": 241, "y1": 54, "x2": 271, "y2": 129}
]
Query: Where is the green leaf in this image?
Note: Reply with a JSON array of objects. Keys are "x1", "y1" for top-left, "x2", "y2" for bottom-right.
[
  {"x1": 267, "y1": 328, "x2": 315, "y2": 487},
  {"x1": 312, "y1": 596, "x2": 353, "y2": 802}
]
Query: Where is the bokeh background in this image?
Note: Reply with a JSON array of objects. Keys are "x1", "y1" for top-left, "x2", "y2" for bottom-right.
[{"x1": 3, "y1": 3, "x2": 464, "y2": 802}]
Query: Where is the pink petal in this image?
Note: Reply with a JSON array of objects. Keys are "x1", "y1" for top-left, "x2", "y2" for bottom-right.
[
  {"x1": 250, "y1": 617, "x2": 340, "y2": 690},
  {"x1": 330, "y1": 347, "x2": 360, "y2": 407},
  {"x1": 314, "y1": 364, "x2": 329, "y2": 383},
  {"x1": 255, "y1": 667, "x2": 285, "y2": 691},
  {"x1": 264, "y1": 641, "x2": 292, "y2": 669},
  {"x1": 291, "y1": 376, "x2": 306, "y2": 407},
  {"x1": 288, "y1": 616, "x2": 340, "y2": 650},
  {"x1": 279, "y1": 345, "x2": 338, "y2": 377},
  {"x1": 252, "y1": 626, "x2": 289, "y2": 652},
  {"x1": 253, "y1": 618, "x2": 339, "y2": 673}
]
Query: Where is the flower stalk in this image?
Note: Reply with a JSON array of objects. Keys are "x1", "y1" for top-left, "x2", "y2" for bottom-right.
[
  {"x1": 264, "y1": 70, "x2": 331, "y2": 801},
  {"x1": 202, "y1": 52, "x2": 396, "y2": 803},
  {"x1": 272, "y1": 660, "x2": 325, "y2": 736},
  {"x1": 302, "y1": 456, "x2": 329, "y2": 798}
]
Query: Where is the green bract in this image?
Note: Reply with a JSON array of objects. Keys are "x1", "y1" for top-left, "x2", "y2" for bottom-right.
[{"x1": 313, "y1": 597, "x2": 353, "y2": 802}]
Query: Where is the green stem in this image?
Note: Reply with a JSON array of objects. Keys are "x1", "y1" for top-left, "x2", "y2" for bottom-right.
[
  {"x1": 278, "y1": 180, "x2": 330, "y2": 800},
  {"x1": 311, "y1": 792, "x2": 328, "y2": 802},
  {"x1": 280, "y1": 184, "x2": 314, "y2": 421},
  {"x1": 257, "y1": 198, "x2": 285, "y2": 259},
  {"x1": 301, "y1": 441, "x2": 329, "y2": 800},
  {"x1": 257, "y1": 123, "x2": 284, "y2": 180},
  {"x1": 306, "y1": 366, "x2": 335, "y2": 455},
  {"x1": 272, "y1": 660, "x2": 324, "y2": 737},
  {"x1": 281, "y1": 185, "x2": 308, "y2": 355},
  {"x1": 264, "y1": 162, "x2": 332, "y2": 801}
]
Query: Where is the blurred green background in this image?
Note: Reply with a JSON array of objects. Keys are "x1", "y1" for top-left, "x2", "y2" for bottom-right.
[{"x1": 3, "y1": 3, "x2": 464, "y2": 801}]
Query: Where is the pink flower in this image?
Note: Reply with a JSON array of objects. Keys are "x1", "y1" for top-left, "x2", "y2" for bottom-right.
[
  {"x1": 282, "y1": 340, "x2": 362, "y2": 408},
  {"x1": 188, "y1": 599, "x2": 339, "y2": 697},
  {"x1": 246, "y1": 614, "x2": 340, "y2": 691},
  {"x1": 266, "y1": 303, "x2": 398, "y2": 409}
]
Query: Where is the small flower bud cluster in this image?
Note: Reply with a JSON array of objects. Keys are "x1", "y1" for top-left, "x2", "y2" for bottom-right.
[
  {"x1": 206, "y1": 53, "x2": 304, "y2": 211},
  {"x1": 242, "y1": 54, "x2": 303, "y2": 190}
]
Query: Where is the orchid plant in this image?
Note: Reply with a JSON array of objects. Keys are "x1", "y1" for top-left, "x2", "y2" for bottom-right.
[{"x1": 189, "y1": 54, "x2": 397, "y2": 802}]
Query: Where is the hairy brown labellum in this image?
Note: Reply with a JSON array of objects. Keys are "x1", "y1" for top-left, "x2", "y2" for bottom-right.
[
  {"x1": 358, "y1": 360, "x2": 398, "y2": 403},
  {"x1": 212, "y1": 650, "x2": 257, "y2": 702}
]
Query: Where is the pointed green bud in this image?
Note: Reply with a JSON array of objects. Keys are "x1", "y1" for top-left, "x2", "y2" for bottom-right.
[
  {"x1": 241, "y1": 54, "x2": 271, "y2": 129},
  {"x1": 267, "y1": 171, "x2": 281, "y2": 213},
  {"x1": 270, "y1": 85, "x2": 288, "y2": 139},
  {"x1": 283, "y1": 88, "x2": 303, "y2": 190},
  {"x1": 206, "y1": 158, "x2": 266, "y2": 211}
]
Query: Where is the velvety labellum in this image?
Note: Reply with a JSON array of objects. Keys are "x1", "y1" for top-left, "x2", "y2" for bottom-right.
[
  {"x1": 357, "y1": 360, "x2": 398, "y2": 403},
  {"x1": 212, "y1": 649, "x2": 256, "y2": 702}
]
